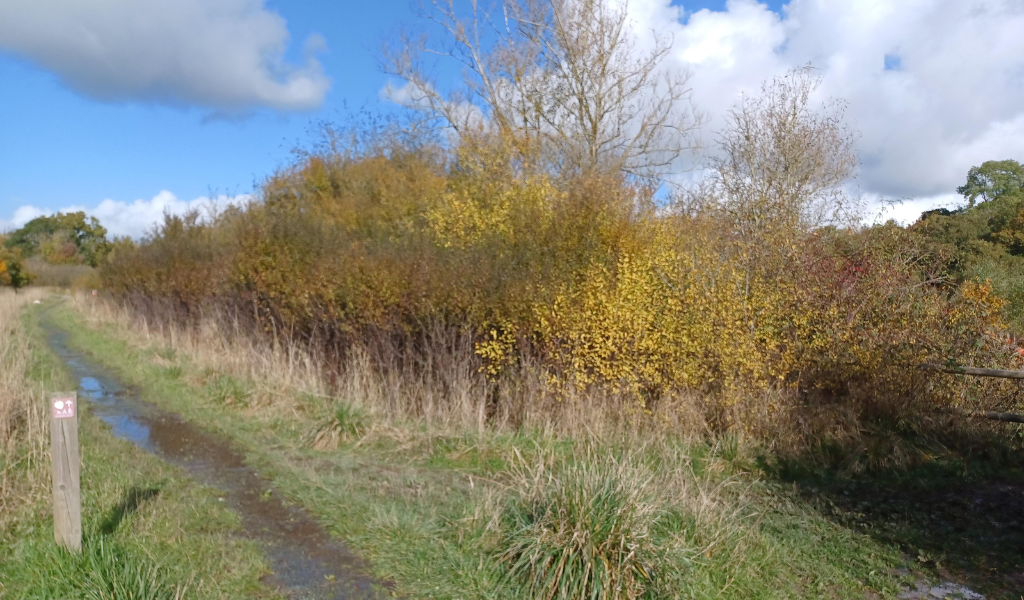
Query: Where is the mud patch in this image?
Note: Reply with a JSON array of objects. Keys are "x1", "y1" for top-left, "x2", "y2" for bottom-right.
[{"x1": 44, "y1": 322, "x2": 384, "y2": 599}]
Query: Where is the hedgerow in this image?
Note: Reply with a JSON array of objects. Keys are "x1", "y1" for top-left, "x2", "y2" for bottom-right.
[{"x1": 100, "y1": 127, "x2": 1018, "y2": 438}]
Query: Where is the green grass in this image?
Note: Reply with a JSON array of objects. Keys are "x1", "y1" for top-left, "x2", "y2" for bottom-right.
[
  {"x1": 498, "y1": 456, "x2": 660, "y2": 599},
  {"x1": 0, "y1": 300, "x2": 281, "y2": 600},
  {"x1": 10, "y1": 537, "x2": 183, "y2": 600},
  {"x1": 35, "y1": 299, "x2": 938, "y2": 599},
  {"x1": 307, "y1": 402, "x2": 370, "y2": 450}
]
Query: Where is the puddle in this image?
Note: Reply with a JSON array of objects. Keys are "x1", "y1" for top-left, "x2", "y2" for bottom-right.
[
  {"x1": 43, "y1": 319, "x2": 383, "y2": 600},
  {"x1": 899, "y1": 581, "x2": 985, "y2": 599}
]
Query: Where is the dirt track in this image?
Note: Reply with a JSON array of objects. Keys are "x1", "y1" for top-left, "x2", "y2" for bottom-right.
[{"x1": 44, "y1": 315, "x2": 384, "y2": 600}]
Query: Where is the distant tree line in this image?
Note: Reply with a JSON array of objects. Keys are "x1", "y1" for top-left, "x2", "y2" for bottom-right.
[
  {"x1": 1, "y1": 211, "x2": 112, "y2": 290},
  {"x1": 914, "y1": 159, "x2": 1024, "y2": 328}
]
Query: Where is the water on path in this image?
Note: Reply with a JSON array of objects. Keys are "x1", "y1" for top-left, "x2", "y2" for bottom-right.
[{"x1": 44, "y1": 320, "x2": 383, "y2": 600}]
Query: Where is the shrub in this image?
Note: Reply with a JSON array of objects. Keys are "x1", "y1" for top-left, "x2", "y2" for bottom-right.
[
  {"x1": 99, "y1": 87, "x2": 1023, "y2": 446},
  {"x1": 0, "y1": 244, "x2": 32, "y2": 290}
]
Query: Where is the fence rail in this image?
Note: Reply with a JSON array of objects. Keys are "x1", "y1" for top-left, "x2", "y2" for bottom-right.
[
  {"x1": 918, "y1": 363, "x2": 1024, "y2": 423},
  {"x1": 919, "y1": 363, "x2": 1024, "y2": 380}
]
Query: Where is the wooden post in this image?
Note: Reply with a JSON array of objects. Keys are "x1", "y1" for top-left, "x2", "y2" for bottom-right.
[{"x1": 50, "y1": 392, "x2": 81, "y2": 552}]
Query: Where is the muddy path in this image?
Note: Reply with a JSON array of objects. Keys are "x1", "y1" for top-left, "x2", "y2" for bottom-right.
[{"x1": 42, "y1": 315, "x2": 384, "y2": 600}]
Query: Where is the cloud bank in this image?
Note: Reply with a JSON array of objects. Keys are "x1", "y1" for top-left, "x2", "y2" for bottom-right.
[
  {"x1": 0, "y1": 191, "x2": 250, "y2": 239},
  {"x1": 0, "y1": 0, "x2": 329, "y2": 111},
  {"x1": 624, "y1": 0, "x2": 1024, "y2": 217}
]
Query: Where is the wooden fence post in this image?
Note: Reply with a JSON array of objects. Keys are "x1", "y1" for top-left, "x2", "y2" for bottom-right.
[{"x1": 50, "y1": 392, "x2": 81, "y2": 552}]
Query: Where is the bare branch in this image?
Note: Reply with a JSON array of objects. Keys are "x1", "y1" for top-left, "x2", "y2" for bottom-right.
[
  {"x1": 384, "y1": 0, "x2": 702, "y2": 183},
  {"x1": 702, "y1": 67, "x2": 860, "y2": 241}
]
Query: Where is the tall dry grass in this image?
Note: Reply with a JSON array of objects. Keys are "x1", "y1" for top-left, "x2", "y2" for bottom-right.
[
  {"x1": 24, "y1": 256, "x2": 98, "y2": 289},
  {"x1": 75, "y1": 290, "x2": 1023, "y2": 479},
  {"x1": 74, "y1": 295, "x2": 327, "y2": 406},
  {"x1": 0, "y1": 288, "x2": 51, "y2": 515},
  {"x1": 72, "y1": 294, "x2": 715, "y2": 440}
]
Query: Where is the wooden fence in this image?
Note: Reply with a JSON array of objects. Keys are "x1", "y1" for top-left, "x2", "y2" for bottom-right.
[{"x1": 919, "y1": 363, "x2": 1024, "y2": 424}]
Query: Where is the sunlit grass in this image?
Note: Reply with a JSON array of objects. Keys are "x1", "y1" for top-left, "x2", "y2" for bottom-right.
[
  {"x1": 43, "y1": 297, "x2": 924, "y2": 599},
  {"x1": 0, "y1": 297, "x2": 281, "y2": 600}
]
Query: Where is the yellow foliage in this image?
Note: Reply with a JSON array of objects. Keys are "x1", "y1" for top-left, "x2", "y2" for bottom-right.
[
  {"x1": 956, "y1": 279, "x2": 1007, "y2": 329},
  {"x1": 102, "y1": 134, "x2": 1021, "y2": 420}
]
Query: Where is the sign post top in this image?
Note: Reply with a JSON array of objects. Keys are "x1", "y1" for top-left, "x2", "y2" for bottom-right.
[{"x1": 51, "y1": 395, "x2": 76, "y2": 420}]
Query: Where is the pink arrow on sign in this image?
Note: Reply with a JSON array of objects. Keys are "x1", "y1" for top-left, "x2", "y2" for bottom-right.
[{"x1": 52, "y1": 397, "x2": 76, "y2": 419}]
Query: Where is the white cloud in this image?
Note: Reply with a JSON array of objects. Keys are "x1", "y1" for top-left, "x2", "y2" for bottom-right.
[
  {"x1": 0, "y1": 0, "x2": 329, "y2": 111},
  {"x1": 866, "y1": 193, "x2": 961, "y2": 226},
  {"x1": 384, "y1": 0, "x2": 1024, "y2": 219},
  {"x1": 0, "y1": 191, "x2": 250, "y2": 239},
  {"x1": 381, "y1": 79, "x2": 488, "y2": 132},
  {"x1": 626, "y1": 0, "x2": 1024, "y2": 214}
]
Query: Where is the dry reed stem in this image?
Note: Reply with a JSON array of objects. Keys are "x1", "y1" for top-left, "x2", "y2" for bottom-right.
[
  {"x1": 73, "y1": 295, "x2": 717, "y2": 439},
  {"x1": 0, "y1": 287, "x2": 52, "y2": 519}
]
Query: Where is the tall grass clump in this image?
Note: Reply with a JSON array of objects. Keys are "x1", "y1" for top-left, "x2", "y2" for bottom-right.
[
  {"x1": 307, "y1": 401, "x2": 369, "y2": 449},
  {"x1": 491, "y1": 444, "x2": 767, "y2": 600},
  {"x1": 16, "y1": 537, "x2": 185, "y2": 600},
  {"x1": 498, "y1": 454, "x2": 660, "y2": 600}
]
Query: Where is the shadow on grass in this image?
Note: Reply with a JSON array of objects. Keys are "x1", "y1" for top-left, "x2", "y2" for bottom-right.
[
  {"x1": 99, "y1": 486, "x2": 161, "y2": 535},
  {"x1": 763, "y1": 424, "x2": 1024, "y2": 598}
]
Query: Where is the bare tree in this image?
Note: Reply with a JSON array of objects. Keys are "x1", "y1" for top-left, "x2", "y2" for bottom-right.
[
  {"x1": 703, "y1": 67, "x2": 859, "y2": 239},
  {"x1": 385, "y1": 0, "x2": 701, "y2": 182}
]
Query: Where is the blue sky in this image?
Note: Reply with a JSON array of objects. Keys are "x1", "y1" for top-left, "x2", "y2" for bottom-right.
[
  {"x1": 0, "y1": 0, "x2": 416, "y2": 224},
  {"x1": 1, "y1": 0, "x2": 1021, "y2": 235}
]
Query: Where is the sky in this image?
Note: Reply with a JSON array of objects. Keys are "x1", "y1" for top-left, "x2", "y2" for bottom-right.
[{"x1": 0, "y1": 0, "x2": 1022, "y2": 237}]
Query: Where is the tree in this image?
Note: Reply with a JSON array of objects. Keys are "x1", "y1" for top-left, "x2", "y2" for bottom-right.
[
  {"x1": 956, "y1": 159, "x2": 1024, "y2": 207},
  {"x1": 0, "y1": 245, "x2": 33, "y2": 291},
  {"x1": 912, "y1": 159, "x2": 1024, "y2": 329},
  {"x1": 386, "y1": 0, "x2": 701, "y2": 182},
  {"x1": 700, "y1": 67, "x2": 858, "y2": 241},
  {"x1": 4, "y1": 211, "x2": 111, "y2": 266}
]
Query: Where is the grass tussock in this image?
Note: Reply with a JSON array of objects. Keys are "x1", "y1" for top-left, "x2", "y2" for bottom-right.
[
  {"x1": 19, "y1": 536, "x2": 186, "y2": 600},
  {"x1": 497, "y1": 452, "x2": 659, "y2": 600},
  {"x1": 307, "y1": 402, "x2": 369, "y2": 450}
]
